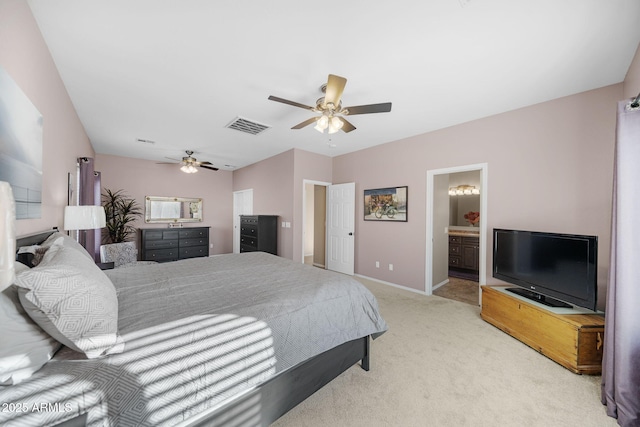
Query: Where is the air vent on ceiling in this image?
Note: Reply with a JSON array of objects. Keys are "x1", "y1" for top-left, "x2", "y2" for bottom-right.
[{"x1": 225, "y1": 116, "x2": 271, "y2": 135}]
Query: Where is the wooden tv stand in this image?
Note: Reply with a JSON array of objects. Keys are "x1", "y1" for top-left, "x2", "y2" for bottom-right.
[{"x1": 480, "y1": 286, "x2": 605, "y2": 375}]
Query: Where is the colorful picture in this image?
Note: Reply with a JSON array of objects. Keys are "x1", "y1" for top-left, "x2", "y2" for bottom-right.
[
  {"x1": 0, "y1": 66, "x2": 43, "y2": 219},
  {"x1": 364, "y1": 186, "x2": 408, "y2": 222}
]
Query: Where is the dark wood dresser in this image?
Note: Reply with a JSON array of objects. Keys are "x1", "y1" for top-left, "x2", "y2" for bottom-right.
[
  {"x1": 141, "y1": 227, "x2": 210, "y2": 262},
  {"x1": 239, "y1": 215, "x2": 278, "y2": 255}
]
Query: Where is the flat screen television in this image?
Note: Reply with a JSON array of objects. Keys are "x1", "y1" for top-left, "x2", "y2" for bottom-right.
[{"x1": 493, "y1": 228, "x2": 597, "y2": 311}]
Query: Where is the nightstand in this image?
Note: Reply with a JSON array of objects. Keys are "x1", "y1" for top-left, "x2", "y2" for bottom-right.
[{"x1": 96, "y1": 262, "x2": 114, "y2": 270}]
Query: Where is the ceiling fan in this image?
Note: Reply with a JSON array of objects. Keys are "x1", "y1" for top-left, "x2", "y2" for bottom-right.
[
  {"x1": 159, "y1": 150, "x2": 219, "y2": 173},
  {"x1": 268, "y1": 74, "x2": 392, "y2": 134}
]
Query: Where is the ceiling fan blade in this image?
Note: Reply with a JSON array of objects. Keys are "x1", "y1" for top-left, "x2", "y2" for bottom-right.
[
  {"x1": 324, "y1": 74, "x2": 347, "y2": 108},
  {"x1": 340, "y1": 117, "x2": 356, "y2": 133},
  {"x1": 156, "y1": 161, "x2": 180, "y2": 165},
  {"x1": 292, "y1": 117, "x2": 319, "y2": 129},
  {"x1": 268, "y1": 95, "x2": 315, "y2": 111},
  {"x1": 200, "y1": 165, "x2": 219, "y2": 171},
  {"x1": 343, "y1": 102, "x2": 392, "y2": 115},
  {"x1": 198, "y1": 161, "x2": 213, "y2": 165},
  {"x1": 164, "y1": 156, "x2": 182, "y2": 162}
]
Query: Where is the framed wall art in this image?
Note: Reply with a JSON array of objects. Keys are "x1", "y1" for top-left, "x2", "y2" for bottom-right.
[
  {"x1": 364, "y1": 186, "x2": 408, "y2": 222},
  {"x1": 0, "y1": 66, "x2": 43, "y2": 219}
]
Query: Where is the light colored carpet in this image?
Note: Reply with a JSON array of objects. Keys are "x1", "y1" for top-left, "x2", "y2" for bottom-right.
[{"x1": 272, "y1": 277, "x2": 616, "y2": 427}]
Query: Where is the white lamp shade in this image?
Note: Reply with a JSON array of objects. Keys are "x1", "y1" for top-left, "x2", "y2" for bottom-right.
[
  {"x1": 64, "y1": 205, "x2": 106, "y2": 230},
  {"x1": 0, "y1": 181, "x2": 16, "y2": 292}
]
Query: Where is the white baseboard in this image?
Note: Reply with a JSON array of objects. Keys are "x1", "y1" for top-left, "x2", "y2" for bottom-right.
[
  {"x1": 432, "y1": 278, "x2": 450, "y2": 291},
  {"x1": 355, "y1": 274, "x2": 428, "y2": 296}
]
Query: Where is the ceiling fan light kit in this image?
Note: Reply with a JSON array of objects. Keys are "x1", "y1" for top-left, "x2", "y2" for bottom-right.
[
  {"x1": 158, "y1": 150, "x2": 219, "y2": 174},
  {"x1": 180, "y1": 164, "x2": 198, "y2": 174},
  {"x1": 268, "y1": 74, "x2": 392, "y2": 134}
]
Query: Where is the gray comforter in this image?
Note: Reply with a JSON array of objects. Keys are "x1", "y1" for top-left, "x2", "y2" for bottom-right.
[{"x1": 0, "y1": 252, "x2": 387, "y2": 426}]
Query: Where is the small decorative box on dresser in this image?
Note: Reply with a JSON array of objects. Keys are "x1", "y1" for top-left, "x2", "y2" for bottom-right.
[
  {"x1": 239, "y1": 215, "x2": 278, "y2": 255},
  {"x1": 481, "y1": 285, "x2": 605, "y2": 375},
  {"x1": 141, "y1": 227, "x2": 210, "y2": 262}
]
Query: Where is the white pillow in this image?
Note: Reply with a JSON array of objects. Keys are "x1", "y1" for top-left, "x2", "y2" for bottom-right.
[
  {"x1": 16, "y1": 244, "x2": 123, "y2": 359},
  {"x1": 50, "y1": 232, "x2": 94, "y2": 260},
  {"x1": 17, "y1": 236, "x2": 63, "y2": 266},
  {"x1": 17, "y1": 232, "x2": 93, "y2": 267},
  {"x1": 0, "y1": 262, "x2": 61, "y2": 385}
]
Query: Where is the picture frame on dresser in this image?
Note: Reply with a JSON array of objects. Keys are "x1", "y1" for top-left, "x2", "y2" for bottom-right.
[{"x1": 363, "y1": 186, "x2": 408, "y2": 222}]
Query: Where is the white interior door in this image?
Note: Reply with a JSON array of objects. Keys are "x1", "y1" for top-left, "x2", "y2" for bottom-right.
[
  {"x1": 233, "y1": 189, "x2": 253, "y2": 253},
  {"x1": 326, "y1": 182, "x2": 355, "y2": 275}
]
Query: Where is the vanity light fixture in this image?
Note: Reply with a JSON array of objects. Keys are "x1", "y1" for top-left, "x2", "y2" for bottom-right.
[{"x1": 449, "y1": 185, "x2": 480, "y2": 196}]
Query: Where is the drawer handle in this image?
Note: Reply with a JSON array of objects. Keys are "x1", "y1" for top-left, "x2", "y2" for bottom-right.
[{"x1": 597, "y1": 332, "x2": 603, "y2": 350}]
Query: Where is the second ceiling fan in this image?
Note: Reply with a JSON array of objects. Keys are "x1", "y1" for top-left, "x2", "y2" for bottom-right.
[{"x1": 268, "y1": 74, "x2": 392, "y2": 134}]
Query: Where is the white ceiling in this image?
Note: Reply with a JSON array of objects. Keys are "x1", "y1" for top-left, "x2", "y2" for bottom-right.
[{"x1": 27, "y1": 0, "x2": 640, "y2": 170}]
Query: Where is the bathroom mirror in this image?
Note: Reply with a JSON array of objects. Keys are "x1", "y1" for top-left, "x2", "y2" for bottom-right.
[{"x1": 144, "y1": 196, "x2": 203, "y2": 223}]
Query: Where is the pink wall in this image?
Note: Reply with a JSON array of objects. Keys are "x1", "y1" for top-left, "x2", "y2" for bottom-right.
[
  {"x1": 232, "y1": 148, "x2": 332, "y2": 261},
  {"x1": 333, "y1": 84, "x2": 622, "y2": 309},
  {"x1": 0, "y1": 0, "x2": 93, "y2": 236},
  {"x1": 292, "y1": 149, "x2": 332, "y2": 262},
  {"x1": 95, "y1": 154, "x2": 234, "y2": 254},
  {"x1": 233, "y1": 150, "x2": 295, "y2": 258}
]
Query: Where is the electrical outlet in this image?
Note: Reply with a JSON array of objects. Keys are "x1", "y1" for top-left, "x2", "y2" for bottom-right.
[
  {"x1": 282, "y1": 221, "x2": 286, "y2": 228},
  {"x1": 389, "y1": 263, "x2": 394, "y2": 271},
  {"x1": 375, "y1": 261, "x2": 380, "y2": 268},
  {"x1": 210, "y1": 243, "x2": 213, "y2": 249}
]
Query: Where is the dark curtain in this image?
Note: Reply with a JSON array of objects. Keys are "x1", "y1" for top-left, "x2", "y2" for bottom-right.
[
  {"x1": 77, "y1": 157, "x2": 101, "y2": 262},
  {"x1": 601, "y1": 100, "x2": 640, "y2": 426}
]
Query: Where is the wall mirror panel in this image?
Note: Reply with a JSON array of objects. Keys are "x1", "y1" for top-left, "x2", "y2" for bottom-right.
[{"x1": 145, "y1": 196, "x2": 203, "y2": 223}]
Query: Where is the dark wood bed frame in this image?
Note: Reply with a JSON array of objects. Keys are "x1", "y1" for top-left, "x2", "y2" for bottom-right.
[{"x1": 17, "y1": 229, "x2": 371, "y2": 427}]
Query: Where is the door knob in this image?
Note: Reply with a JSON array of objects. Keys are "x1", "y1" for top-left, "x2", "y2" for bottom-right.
[{"x1": 348, "y1": 232, "x2": 353, "y2": 236}]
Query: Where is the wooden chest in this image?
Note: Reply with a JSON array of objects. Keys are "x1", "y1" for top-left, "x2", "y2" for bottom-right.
[{"x1": 480, "y1": 286, "x2": 605, "y2": 375}]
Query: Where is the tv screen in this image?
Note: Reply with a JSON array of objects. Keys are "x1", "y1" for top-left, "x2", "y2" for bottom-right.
[{"x1": 493, "y1": 229, "x2": 597, "y2": 311}]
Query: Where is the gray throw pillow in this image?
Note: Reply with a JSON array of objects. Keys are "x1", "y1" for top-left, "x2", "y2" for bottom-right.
[{"x1": 15, "y1": 244, "x2": 123, "y2": 358}]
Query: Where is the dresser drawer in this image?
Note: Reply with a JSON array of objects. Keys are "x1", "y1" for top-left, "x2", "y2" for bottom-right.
[
  {"x1": 449, "y1": 255, "x2": 461, "y2": 267},
  {"x1": 144, "y1": 239, "x2": 178, "y2": 250},
  {"x1": 449, "y1": 235, "x2": 462, "y2": 244},
  {"x1": 240, "y1": 244, "x2": 257, "y2": 253},
  {"x1": 143, "y1": 230, "x2": 179, "y2": 240},
  {"x1": 144, "y1": 248, "x2": 179, "y2": 262},
  {"x1": 240, "y1": 224, "x2": 257, "y2": 236},
  {"x1": 240, "y1": 236, "x2": 257, "y2": 248},
  {"x1": 179, "y1": 246, "x2": 208, "y2": 259},
  {"x1": 179, "y1": 228, "x2": 209, "y2": 239},
  {"x1": 449, "y1": 244, "x2": 461, "y2": 255},
  {"x1": 180, "y1": 238, "x2": 208, "y2": 247},
  {"x1": 143, "y1": 230, "x2": 165, "y2": 240}
]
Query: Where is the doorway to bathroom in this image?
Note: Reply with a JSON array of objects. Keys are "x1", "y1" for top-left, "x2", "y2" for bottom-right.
[{"x1": 426, "y1": 163, "x2": 487, "y2": 306}]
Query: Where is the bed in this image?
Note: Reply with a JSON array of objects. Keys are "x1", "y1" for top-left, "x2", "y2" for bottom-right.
[{"x1": 1, "y1": 230, "x2": 387, "y2": 426}]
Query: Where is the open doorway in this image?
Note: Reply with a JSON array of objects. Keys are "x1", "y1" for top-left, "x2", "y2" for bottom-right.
[
  {"x1": 426, "y1": 163, "x2": 488, "y2": 305},
  {"x1": 302, "y1": 180, "x2": 330, "y2": 268}
]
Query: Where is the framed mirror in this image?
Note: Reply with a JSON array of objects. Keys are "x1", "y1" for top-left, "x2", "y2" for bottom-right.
[{"x1": 145, "y1": 196, "x2": 203, "y2": 223}]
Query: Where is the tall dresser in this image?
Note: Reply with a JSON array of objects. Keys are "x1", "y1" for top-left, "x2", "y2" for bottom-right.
[
  {"x1": 239, "y1": 215, "x2": 278, "y2": 255},
  {"x1": 141, "y1": 227, "x2": 210, "y2": 262}
]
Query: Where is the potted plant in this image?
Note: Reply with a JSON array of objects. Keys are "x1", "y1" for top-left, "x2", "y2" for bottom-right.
[
  {"x1": 100, "y1": 189, "x2": 142, "y2": 267},
  {"x1": 102, "y1": 189, "x2": 142, "y2": 243}
]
